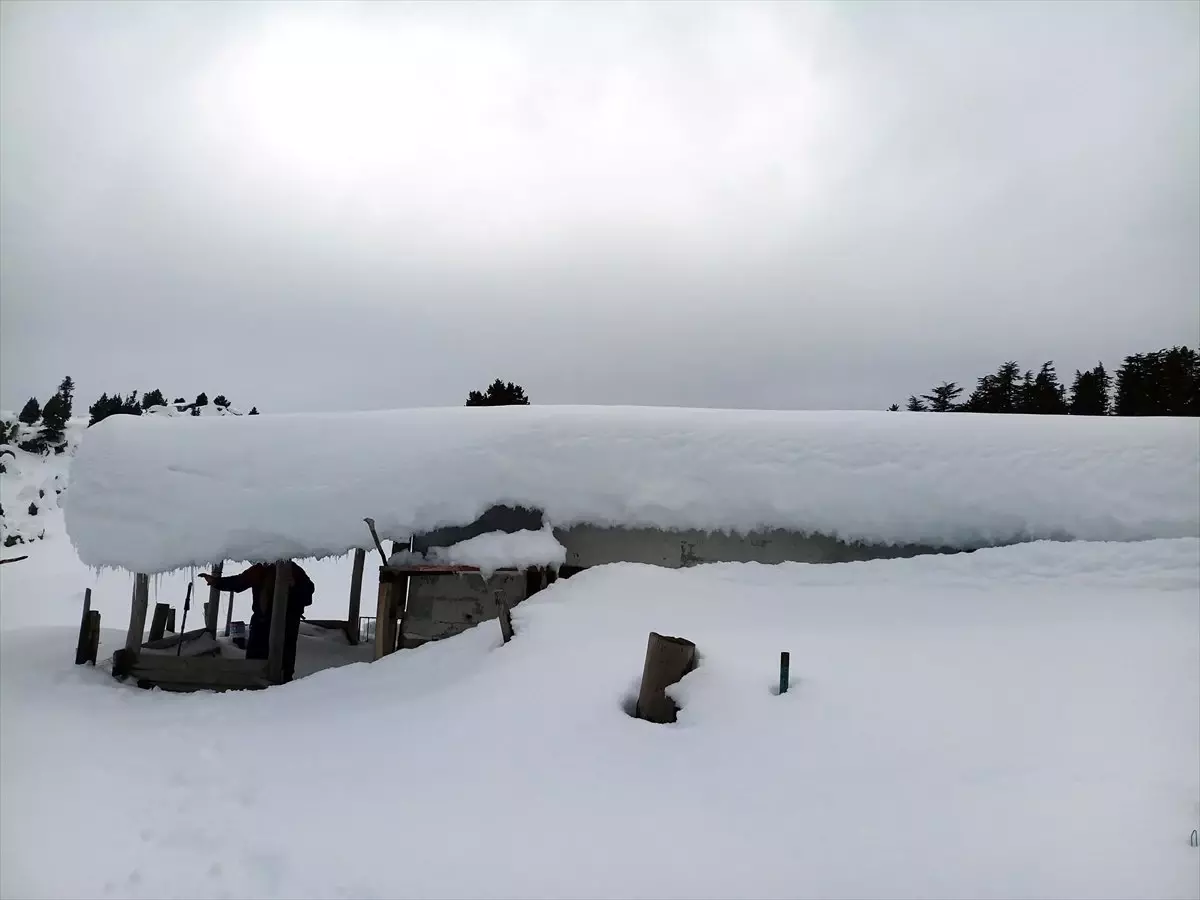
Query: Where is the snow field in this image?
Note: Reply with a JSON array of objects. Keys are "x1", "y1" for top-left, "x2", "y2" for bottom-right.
[{"x1": 2, "y1": 535, "x2": 1198, "y2": 899}]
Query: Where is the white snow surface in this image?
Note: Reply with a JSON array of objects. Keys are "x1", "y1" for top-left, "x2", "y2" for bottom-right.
[
  {"x1": 2, "y1": 511, "x2": 1198, "y2": 899},
  {"x1": 389, "y1": 527, "x2": 567, "y2": 576},
  {"x1": 65, "y1": 405, "x2": 1200, "y2": 575}
]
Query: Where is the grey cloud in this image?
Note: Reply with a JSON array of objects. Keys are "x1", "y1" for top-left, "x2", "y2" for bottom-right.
[{"x1": 2, "y1": 0, "x2": 1197, "y2": 414}]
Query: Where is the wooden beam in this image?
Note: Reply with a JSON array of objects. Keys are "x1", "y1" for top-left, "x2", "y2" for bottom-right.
[
  {"x1": 204, "y1": 562, "x2": 223, "y2": 635},
  {"x1": 266, "y1": 561, "x2": 292, "y2": 684},
  {"x1": 125, "y1": 574, "x2": 150, "y2": 654},
  {"x1": 224, "y1": 590, "x2": 235, "y2": 637},
  {"x1": 374, "y1": 573, "x2": 395, "y2": 660},
  {"x1": 347, "y1": 548, "x2": 365, "y2": 645},
  {"x1": 148, "y1": 602, "x2": 170, "y2": 642},
  {"x1": 634, "y1": 632, "x2": 697, "y2": 724},
  {"x1": 74, "y1": 588, "x2": 93, "y2": 665},
  {"x1": 130, "y1": 655, "x2": 270, "y2": 691}
]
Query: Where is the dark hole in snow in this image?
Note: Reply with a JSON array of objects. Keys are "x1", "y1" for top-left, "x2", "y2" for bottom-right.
[{"x1": 27, "y1": 503, "x2": 37, "y2": 516}]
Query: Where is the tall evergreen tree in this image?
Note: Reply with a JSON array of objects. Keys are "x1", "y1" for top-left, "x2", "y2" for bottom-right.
[
  {"x1": 920, "y1": 381, "x2": 963, "y2": 412},
  {"x1": 1068, "y1": 364, "x2": 1110, "y2": 415},
  {"x1": 1157, "y1": 345, "x2": 1200, "y2": 416},
  {"x1": 213, "y1": 395, "x2": 230, "y2": 409},
  {"x1": 248, "y1": 407, "x2": 260, "y2": 415},
  {"x1": 1024, "y1": 361, "x2": 1068, "y2": 414},
  {"x1": 18, "y1": 398, "x2": 40, "y2": 425},
  {"x1": 1114, "y1": 353, "x2": 1157, "y2": 415},
  {"x1": 905, "y1": 395, "x2": 927, "y2": 412},
  {"x1": 40, "y1": 377, "x2": 74, "y2": 451},
  {"x1": 465, "y1": 379, "x2": 530, "y2": 406}
]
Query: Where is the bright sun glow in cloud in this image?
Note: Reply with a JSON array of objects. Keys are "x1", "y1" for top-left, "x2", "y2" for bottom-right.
[{"x1": 188, "y1": 4, "x2": 842, "y2": 257}]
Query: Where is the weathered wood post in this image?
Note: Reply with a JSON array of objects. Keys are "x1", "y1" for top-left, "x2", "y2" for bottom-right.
[
  {"x1": 634, "y1": 632, "x2": 697, "y2": 724},
  {"x1": 74, "y1": 588, "x2": 94, "y2": 664},
  {"x1": 266, "y1": 561, "x2": 292, "y2": 684},
  {"x1": 374, "y1": 567, "x2": 401, "y2": 659},
  {"x1": 778, "y1": 651, "x2": 791, "y2": 695},
  {"x1": 166, "y1": 607, "x2": 176, "y2": 633},
  {"x1": 495, "y1": 589, "x2": 514, "y2": 644},
  {"x1": 204, "y1": 562, "x2": 223, "y2": 635},
  {"x1": 149, "y1": 602, "x2": 171, "y2": 642},
  {"x1": 84, "y1": 610, "x2": 100, "y2": 664},
  {"x1": 224, "y1": 591, "x2": 235, "y2": 637},
  {"x1": 347, "y1": 548, "x2": 365, "y2": 644},
  {"x1": 124, "y1": 574, "x2": 150, "y2": 653}
]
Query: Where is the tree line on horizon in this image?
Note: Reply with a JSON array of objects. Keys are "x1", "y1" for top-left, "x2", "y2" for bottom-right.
[
  {"x1": 2, "y1": 380, "x2": 261, "y2": 455},
  {"x1": 890, "y1": 345, "x2": 1198, "y2": 417}
]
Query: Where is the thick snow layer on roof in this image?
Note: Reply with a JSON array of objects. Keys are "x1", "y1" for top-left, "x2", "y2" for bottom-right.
[
  {"x1": 64, "y1": 405, "x2": 1200, "y2": 574},
  {"x1": 389, "y1": 528, "x2": 567, "y2": 577}
]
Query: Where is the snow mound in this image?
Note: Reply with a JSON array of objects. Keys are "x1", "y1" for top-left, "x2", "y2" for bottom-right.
[
  {"x1": 64, "y1": 406, "x2": 1200, "y2": 574},
  {"x1": 390, "y1": 527, "x2": 568, "y2": 577}
]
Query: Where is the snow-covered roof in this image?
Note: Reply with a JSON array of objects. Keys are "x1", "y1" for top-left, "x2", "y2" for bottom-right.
[{"x1": 64, "y1": 406, "x2": 1200, "y2": 574}]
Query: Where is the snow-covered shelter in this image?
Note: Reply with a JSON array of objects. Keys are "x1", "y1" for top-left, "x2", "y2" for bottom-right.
[{"x1": 65, "y1": 405, "x2": 1200, "y2": 691}]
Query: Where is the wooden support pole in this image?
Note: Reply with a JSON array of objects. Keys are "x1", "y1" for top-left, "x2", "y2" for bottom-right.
[
  {"x1": 149, "y1": 603, "x2": 170, "y2": 642},
  {"x1": 204, "y1": 562, "x2": 223, "y2": 635},
  {"x1": 778, "y1": 651, "x2": 791, "y2": 695},
  {"x1": 75, "y1": 588, "x2": 93, "y2": 664},
  {"x1": 125, "y1": 574, "x2": 150, "y2": 654},
  {"x1": 83, "y1": 611, "x2": 100, "y2": 665},
  {"x1": 634, "y1": 632, "x2": 697, "y2": 724},
  {"x1": 374, "y1": 569, "x2": 398, "y2": 660},
  {"x1": 496, "y1": 590, "x2": 514, "y2": 644},
  {"x1": 224, "y1": 591, "x2": 235, "y2": 637},
  {"x1": 166, "y1": 607, "x2": 176, "y2": 634},
  {"x1": 266, "y1": 561, "x2": 292, "y2": 684},
  {"x1": 347, "y1": 548, "x2": 365, "y2": 645}
]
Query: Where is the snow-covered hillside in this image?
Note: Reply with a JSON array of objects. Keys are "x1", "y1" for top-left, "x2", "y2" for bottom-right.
[{"x1": 0, "y1": 403, "x2": 245, "y2": 550}]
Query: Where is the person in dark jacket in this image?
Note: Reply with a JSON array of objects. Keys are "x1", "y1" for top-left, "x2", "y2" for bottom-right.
[{"x1": 200, "y1": 561, "x2": 314, "y2": 682}]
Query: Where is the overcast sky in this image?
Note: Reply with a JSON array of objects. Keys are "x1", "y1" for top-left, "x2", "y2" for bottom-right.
[{"x1": 1, "y1": 0, "x2": 1197, "y2": 414}]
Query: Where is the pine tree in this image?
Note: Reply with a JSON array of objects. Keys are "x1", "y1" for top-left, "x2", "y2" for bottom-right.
[
  {"x1": 213, "y1": 395, "x2": 230, "y2": 409},
  {"x1": 142, "y1": 389, "x2": 167, "y2": 410},
  {"x1": 248, "y1": 407, "x2": 260, "y2": 415},
  {"x1": 1158, "y1": 345, "x2": 1200, "y2": 416},
  {"x1": 1023, "y1": 362, "x2": 1068, "y2": 414},
  {"x1": 465, "y1": 379, "x2": 530, "y2": 406},
  {"x1": 1114, "y1": 353, "x2": 1156, "y2": 415},
  {"x1": 191, "y1": 392, "x2": 208, "y2": 416},
  {"x1": 920, "y1": 382, "x2": 963, "y2": 412},
  {"x1": 887, "y1": 404, "x2": 900, "y2": 412},
  {"x1": 18, "y1": 398, "x2": 41, "y2": 425},
  {"x1": 1068, "y1": 363, "x2": 1111, "y2": 416},
  {"x1": 40, "y1": 380, "x2": 74, "y2": 452},
  {"x1": 905, "y1": 395, "x2": 927, "y2": 412}
]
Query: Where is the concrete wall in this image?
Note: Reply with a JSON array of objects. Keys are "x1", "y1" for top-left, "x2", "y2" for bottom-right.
[
  {"x1": 553, "y1": 524, "x2": 954, "y2": 568},
  {"x1": 404, "y1": 570, "x2": 527, "y2": 644}
]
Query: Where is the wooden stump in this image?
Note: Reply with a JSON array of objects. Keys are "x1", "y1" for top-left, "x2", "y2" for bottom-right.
[
  {"x1": 634, "y1": 632, "x2": 697, "y2": 724},
  {"x1": 149, "y1": 602, "x2": 171, "y2": 642}
]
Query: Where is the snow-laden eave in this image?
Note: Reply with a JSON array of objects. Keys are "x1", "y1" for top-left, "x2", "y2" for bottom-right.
[{"x1": 62, "y1": 406, "x2": 1200, "y2": 575}]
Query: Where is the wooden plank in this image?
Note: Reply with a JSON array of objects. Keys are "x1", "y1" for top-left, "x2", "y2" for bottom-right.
[
  {"x1": 204, "y1": 562, "x2": 223, "y2": 635},
  {"x1": 75, "y1": 588, "x2": 93, "y2": 664},
  {"x1": 373, "y1": 573, "x2": 396, "y2": 660},
  {"x1": 347, "y1": 548, "x2": 365, "y2": 644},
  {"x1": 141, "y1": 630, "x2": 221, "y2": 658},
  {"x1": 166, "y1": 607, "x2": 176, "y2": 633},
  {"x1": 148, "y1": 602, "x2": 170, "y2": 642},
  {"x1": 130, "y1": 655, "x2": 270, "y2": 690},
  {"x1": 266, "y1": 561, "x2": 291, "y2": 683},
  {"x1": 125, "y1": 574, "x2": 150, "y2": 654}
]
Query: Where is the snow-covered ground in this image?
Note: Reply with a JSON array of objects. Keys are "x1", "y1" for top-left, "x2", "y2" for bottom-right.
[{"x1": 2, "y1": 503, "x2": 1198, "y2": 898}]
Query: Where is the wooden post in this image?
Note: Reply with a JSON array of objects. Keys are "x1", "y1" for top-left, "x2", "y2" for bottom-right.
[
  {"x1": 778, "y1": 651, "x2": 791, "y2": 695},
  {"x1": 374, "y1": 569, "x2": 398, "y2": 660},
  {"x1": 266, "y1": 561, "x2": 292, "y2": 684},
  {"x1": 496, "y1": 590, "x2": 514, "y2": 644},
  {"x1": 124, "y1": 574, "x2": 150, "y2": 653},
  {"x1": 634, "y1": 632, "x2": 697, "y2": 724},
  {"x1": 75, "y1": 588, "x2": 93, "y2": 664},
  {"x1": 166, "y1": 607, "x2": 176, "y2": 633},
  {"x1": 204, "y1": 562, "x2": 223, "y2": 635},
  {"x1": 84, "y1": 610, "x2": 100, "y2": 664},
  {"x1": 149, "y1": 603, "x2": 170, "y2": 642},
  {"x1": 224, "y1": 591, "x2": 235, "y2": 637},
  {"x1": 347, "y1": 548, "x2": 365, "y2": 644}
]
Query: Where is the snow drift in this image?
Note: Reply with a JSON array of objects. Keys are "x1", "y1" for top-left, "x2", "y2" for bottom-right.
[{"x1": 64, "y1": 405, "x2": 1200, "y2": 574}]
